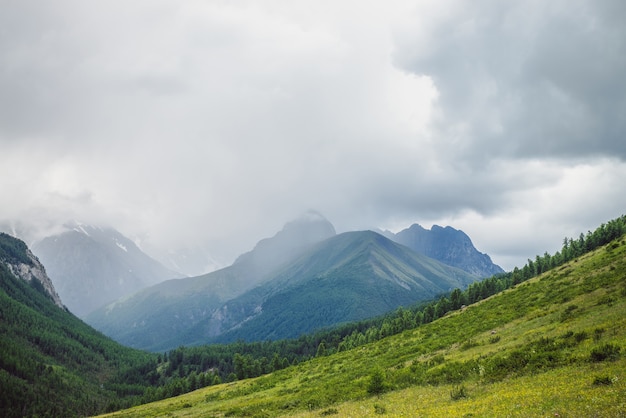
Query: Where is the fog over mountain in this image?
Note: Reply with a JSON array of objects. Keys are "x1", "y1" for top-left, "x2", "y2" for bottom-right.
[
  {"x1": 85, "y1": 212, "x2": 338, "y2": 350},
  {"x1": 86, "y1": 215, "x2": 483, "y2": 350},
  {"x1": 32, "y1": 223, "x2": 181, "y2": 317},
  {"x1": 1, "y1": 1, "x2": 625, "y2": 271}
]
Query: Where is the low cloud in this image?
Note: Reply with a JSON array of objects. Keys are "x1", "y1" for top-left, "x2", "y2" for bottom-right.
[{"x1": 1, "y1": 0, "x2": 625, "y2": 271}]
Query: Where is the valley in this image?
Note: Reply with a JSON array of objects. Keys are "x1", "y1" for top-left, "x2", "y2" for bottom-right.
[
  {"x1": 85, "y1": 216, "x2": 495, "y2": 350},
  {"x1": 98, "y1": 220, "x2": 626, "y2": 417},
  {"x1": 2, "y1": 3, "x2": 623, "y2": 417},
  {"x1": 1, "y1": 215, "x2": 625, "y2": 417}
]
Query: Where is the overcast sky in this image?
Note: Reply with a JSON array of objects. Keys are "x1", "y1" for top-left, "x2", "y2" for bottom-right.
[{"x1": 1, "y1": 0, "x2": 625, "y2": 272}]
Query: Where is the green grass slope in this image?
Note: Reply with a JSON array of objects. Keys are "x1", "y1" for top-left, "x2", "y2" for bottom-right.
[{"x1": 99, "y1": 236, "x2": 626, "y2": 417}]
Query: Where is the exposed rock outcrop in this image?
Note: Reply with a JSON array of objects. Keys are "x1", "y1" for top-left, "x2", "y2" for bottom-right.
[{"x1": 0, "y1": 233, "x2": 65, "y2": 309}]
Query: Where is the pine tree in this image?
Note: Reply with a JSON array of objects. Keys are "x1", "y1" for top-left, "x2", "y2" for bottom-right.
[{"x1": 367, "y1": 368, "x2": 387, "y2": 396}]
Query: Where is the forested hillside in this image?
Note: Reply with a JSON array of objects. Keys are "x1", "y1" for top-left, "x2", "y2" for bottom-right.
[{"x1": 0, "y1": 234, "x2": 154, "y2": 417}]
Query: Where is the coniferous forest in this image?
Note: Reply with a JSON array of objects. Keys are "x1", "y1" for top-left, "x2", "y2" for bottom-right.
[{"x1": 1, "y1": 215, "x2": 625, "y2": 416}]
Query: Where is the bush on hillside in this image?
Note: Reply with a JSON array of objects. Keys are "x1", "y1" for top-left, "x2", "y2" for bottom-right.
[{"x1": 589, "y1": 344, "x2": 621, "y2": 362}]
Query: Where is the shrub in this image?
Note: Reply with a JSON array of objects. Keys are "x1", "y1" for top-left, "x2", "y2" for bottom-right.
[
  {"x1": 460, "y1": 339, "x2": 479, "y2": 350},
  {"x1": 225, "y1": 407, "x2": 250, "y2": 417},
  {"x1": 574, "y1": 331, "x2": 588, "y2": 343},
  {"x1": 483, "y1": 350, "x2": 528, "y2": 382},
  {"x1": 592, "y1": 376, "x2": 613, "y2": 386},
  {"x1": 428, "y1": 354, "x2": 445, "y2": 367},
  {"x1": 450, "y1": 384, "x2": 468, "y2": 400},
  {"x1": 374, "y1": 403, "x2": 387, "y2": 414},
  {"x1": 488, "y1": 335, "x2": 501, "y2": 344},
  {"x1": 560, "y1": 305, "x2": 577, "y2": 321},
  {"x1": 593, "y1": 328, "x2": 606, "y2": 342},
  {"x1": 589, "y1": 344, "x2": 621, "y2": 362},
  {"x1": 425, "y1": 360, "x2": 478, "y2": 385}
]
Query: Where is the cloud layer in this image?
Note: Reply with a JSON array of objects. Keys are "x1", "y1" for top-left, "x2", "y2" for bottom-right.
[{"x1": 1, "y1": 0, "x2": 625, "y2": 271}]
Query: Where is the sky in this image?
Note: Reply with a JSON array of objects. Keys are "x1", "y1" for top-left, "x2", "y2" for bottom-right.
[{"x1": 1, "y1": 0, "x2": 625, "y2": 273}]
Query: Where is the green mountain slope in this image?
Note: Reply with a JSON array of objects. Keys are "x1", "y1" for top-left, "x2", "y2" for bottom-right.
[
  {"x1": 182, "y1": 231, "x2": 477, "y2": 345},
  {"x1": 99, "y1": 234, "x2": 626, "y2": 417},
  {"x1": 88, "y1": 229, "x2": 476, "y2": 351},
  {"x1": 85, "y1": 214, "x2": 336, "y2": 350},
  {"x1": 0, "y1": 233, "x2": 153, "y2": 417}
]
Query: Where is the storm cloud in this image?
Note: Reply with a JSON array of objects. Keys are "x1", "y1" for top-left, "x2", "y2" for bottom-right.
[{"x1": 1, "y1": 0, "x2": 625, "y2": 271}]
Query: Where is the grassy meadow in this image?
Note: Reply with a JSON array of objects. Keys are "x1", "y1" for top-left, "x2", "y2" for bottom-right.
[{"x1": 99, "y1": 237, "x2": 626, "y2": 417}]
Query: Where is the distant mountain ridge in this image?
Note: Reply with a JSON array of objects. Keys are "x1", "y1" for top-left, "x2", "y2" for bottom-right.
[
  {"x1": 183, "y1": 230, "x2": 478, "y2": 345},
  {"x1": 32, "y1": 222, "x2": 182, "y2": 317},
  {"x1": 383, "y1": 224, "x2": 504, "y2": 277},
  {"x1": 232, "y1": 210, "x2": 337, "y2": 277},
  {"x1": 87, "y1": 214, "x2": 481, "y2": 350},
  {"x1": 85, "y1": 213, "x2": 337, "y2": 350}
]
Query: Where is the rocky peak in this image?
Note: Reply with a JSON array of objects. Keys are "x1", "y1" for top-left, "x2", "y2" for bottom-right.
[
  {"x1": 387, "y1": 224, "x2": 504, "y2": 278},
  {"x1": 233, "y1": 211, "x2": 336, "y2": 273},
  {"x1": 0, "y1": 233, "x2": 65, "y2": 309}
]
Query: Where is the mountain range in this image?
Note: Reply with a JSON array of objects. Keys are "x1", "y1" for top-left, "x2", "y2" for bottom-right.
[
  {"x1": 3, "y1": 212, "x2": 503, "y2": 351},
  {"x1": 84, "y1": 213, "x2": 338, "y2": 350},
  {"x1": 189, "y1": 230, "x2": 477, "y2": 345},
  {"x1": 86, "y1": 214, "x2": 497, "y2": 350},
  {"x1": 32, "y1": 222, "x2": 181, "y2": 317}
]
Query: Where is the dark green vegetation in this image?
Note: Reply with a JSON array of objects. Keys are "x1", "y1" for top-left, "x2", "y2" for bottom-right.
[
  {"x1": 0, "y1": 232, "x2": 32, "y2": 265},
  {"x1": 101, "y1": 215, "x2": 626, "y2": 417},
  {"x1": 0, "y1": 234, "x2": 154, "y2": 417}
]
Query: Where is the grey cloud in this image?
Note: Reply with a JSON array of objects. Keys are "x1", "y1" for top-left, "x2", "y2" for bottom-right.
[
  {"x1": 395, "y1": 0, "x2": 626, "y2": 162},
  {"x1": 0, "y1": 1, "x2": 625, "y2": 272}
]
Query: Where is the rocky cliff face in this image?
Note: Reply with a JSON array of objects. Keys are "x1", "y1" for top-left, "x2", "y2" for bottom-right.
[
  {"x1": 384, "y1": 224, "x2": 504, "y2": 278},
  {"x1": 0, "y1": 233, "x2": 65, "y2": 309}
]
